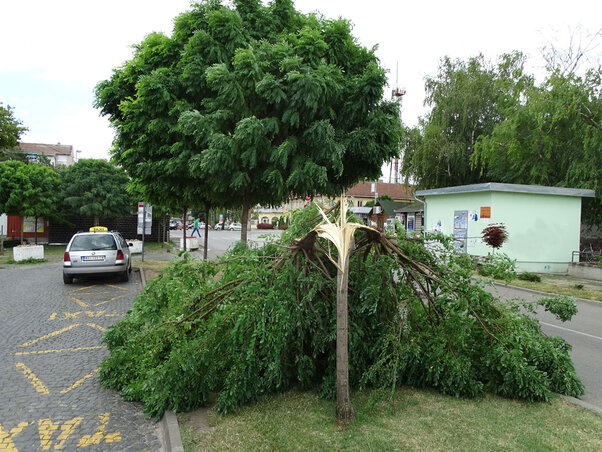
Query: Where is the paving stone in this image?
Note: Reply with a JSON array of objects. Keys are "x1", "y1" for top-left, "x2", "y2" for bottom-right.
[{"x1": 0, "y1": 262, "x2": 161, "y2": 451}]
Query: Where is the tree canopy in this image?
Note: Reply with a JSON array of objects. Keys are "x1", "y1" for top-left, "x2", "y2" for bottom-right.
[
  {"x1": 401, "y1": 52, "x2": 532, "y2": 189},
  {"x1": 0, "y1": 103, "x2": 28, "y2": 152},
  {"x1": 0, "y1": 160, "x2": 61, "y2": 242},
  {"x1": 0, "y1": 160, "x2": 60, "y2": 217},
  {"x1": 95, "y1": 0, "x2": 402, "y2": 241},
  {"x1": 58, "y1": 159, "x2": 134, "y2": 224}
]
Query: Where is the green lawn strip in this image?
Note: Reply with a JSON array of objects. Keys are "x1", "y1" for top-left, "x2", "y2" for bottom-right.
[
  {"x1": 179, "y1": 389, "x2": 601, "y2": 452},
  {"x1": 501, "y1": 278, "x2": 602, "y2": 302}
]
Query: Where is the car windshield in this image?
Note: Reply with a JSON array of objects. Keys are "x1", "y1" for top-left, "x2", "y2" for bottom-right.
[{"x1": 71, "y1": 234, "x2": 117, "y2": 251}]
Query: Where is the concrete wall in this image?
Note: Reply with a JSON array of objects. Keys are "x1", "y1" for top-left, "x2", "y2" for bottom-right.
[
  {"x1": 568, "y1": 263, "x2": 602, "y2": 281},
  {"x1": 424, "y1": 191, "x2": 583, "y2": 273}
]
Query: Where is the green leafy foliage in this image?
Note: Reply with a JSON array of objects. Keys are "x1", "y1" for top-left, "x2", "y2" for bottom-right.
[
  {"x1": 95, "y1": 0, "x2": 402, "y2": 241},
  {"x1": 58, "y1": 159, "x2": 134, "y2": 221},
  {"x1": 0, "y1": 160, "x2": 60, "y2": 220},
  {"x1": 477, "y1": 253, "x2": 517, "y2": 282},
  {"x1": 0, "y1": 103, "x2": 28, "y2": 151},
  {"x1": 517, "y1": 272, "x2": 542, "y2": 282},
  {"x1": 537, "y1": 295, "x2": 578, "y2": 322},
  {"x1": 100, "y1": 205, "x2": 583, "y2": 418}
]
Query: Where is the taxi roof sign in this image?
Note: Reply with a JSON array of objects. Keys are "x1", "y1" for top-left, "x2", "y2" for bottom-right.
[{"x1": 89, "y1": 226, "x2": 108, "y2": 232}]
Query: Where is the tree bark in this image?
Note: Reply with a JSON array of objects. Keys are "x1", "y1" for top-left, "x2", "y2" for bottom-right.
[
  {"x1": 336, "y1": 236, "x2": 355, "y2": 424},
  {"x1": 241, "y1": 194, "x2": 251, "y2": 243}
]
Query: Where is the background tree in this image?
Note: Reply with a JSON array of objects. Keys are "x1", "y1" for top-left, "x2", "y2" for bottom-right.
[
  {"x1": 0, "y1": 103, "x2": 28, "y2": 152},
  {"x1": 96, "y1": 0, "x2": 402, "y2": 243},
  {"x1": 401, "y1": 52, "x2": 532, "y2": 188},
  {"x1": 473, "y1": 66, "x2": 601, "y2": 226},
  {"x1": 0, "y1": 160, "x2": 60, "y2": 243},
  {"x1": 58, "y1": 159, "x2": 134, "y2": 225}
]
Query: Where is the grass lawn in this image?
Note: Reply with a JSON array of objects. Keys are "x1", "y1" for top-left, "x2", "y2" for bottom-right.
[
  {"x1": 507, "y1": 277, "x2": 602, "y2": 302},
  {"x1": 178, "y1": 389, "x2": 602, "y2": 451}
]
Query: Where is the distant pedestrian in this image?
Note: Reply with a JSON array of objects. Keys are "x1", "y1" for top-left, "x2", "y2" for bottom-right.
[{"x1": 191, "y1": 218, "x2": 202, "y2": 237}]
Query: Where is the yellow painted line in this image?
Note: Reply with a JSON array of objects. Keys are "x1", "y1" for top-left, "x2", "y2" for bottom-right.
[
  {"x1": 59, "y1": 368, "x2": 99, "y2": 394},
  {"x1": 19, "y1": 324, "x2": 80, "y2": 347},
  {"x1": 0, "y1": 421, "x2": 31, "y2": 451},
  {"x1": 68, "y1": 295, "x2": 89, "y2": 307},
  {"x1": 38, "y1": 417, "x2": 83, "y2": 450},
  {"x1": 70, "y1": 285, "x2": 97, "y2": 293},
  {"x1": 86, "y1": 323, "x2": 106, "y2": 332},
  {"x1": 13, "y1": 346, "x2": 104, "y2": 356},
  {"x1": 77, "y1": 413, "x2": 121, "y2": 446},
  {"x1": 105, "y1": 284, "x2": 126, "y2": 291},
  {"x1": 15, "y1": 363, "x2": 50, "y2": 395},
  {"x1": 93, "y1": 295, "x2": 124, "y2": 307},
  {"x1": 48, "y1": 311, "x2": 121, "y2": 320}
]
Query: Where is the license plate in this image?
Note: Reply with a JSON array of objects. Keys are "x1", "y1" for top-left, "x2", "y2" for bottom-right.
[{"x1": 82, "y1": 255, "x2": 104, "y2": 261}]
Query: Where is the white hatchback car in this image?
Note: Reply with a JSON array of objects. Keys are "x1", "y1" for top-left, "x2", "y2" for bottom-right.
[
  {"x1": 63, "y1": 227, "x2": 132, "y2": 284},
  {"x1": 228, "y1": 222, "x2": 242, "y2": 231}
]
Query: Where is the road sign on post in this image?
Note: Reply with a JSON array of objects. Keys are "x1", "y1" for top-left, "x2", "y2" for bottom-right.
[
  {"x1": 137, "y1": 203, "x2": 152, "y2": 235},
  {"x1": 137, "y1": 203, "x2": 152, "y2": 262}
]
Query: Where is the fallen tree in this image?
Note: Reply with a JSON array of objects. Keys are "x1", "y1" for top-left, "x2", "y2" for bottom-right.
[{"x1": 100, "y1": 202, "x2": 584, "y2": 419}]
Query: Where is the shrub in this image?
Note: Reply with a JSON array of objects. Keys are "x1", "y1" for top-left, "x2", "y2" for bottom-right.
[
  {"x1": 517, "y1": 272, "x2": 541, "y2": 282},
  {"x1": 278, "y1": 225, "x2": 288, "y2": 230},
  {"x1": 256, "y1": 223, "x2": 274, "y2": 229}
]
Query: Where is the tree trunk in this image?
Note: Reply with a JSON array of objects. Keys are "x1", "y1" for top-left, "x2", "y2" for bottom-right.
[
  {"x1": 20, "y1": 217, "x2": 24, "y2": 245},
  {"x1": 336, "y1": 236, "x2": 355, "y2": 424},
  {"x1": 241, "y1": 195, "x2": 251, "y2": 243},
  {"x1": 34, "y1": 217, "x2": 38, "y2": 244},
  {"x1": 203, "y1": 205, "x2": 210, "y2": 260},
  {"x1": 94, "y1": 216, "x2": 100, "y2": 226}
]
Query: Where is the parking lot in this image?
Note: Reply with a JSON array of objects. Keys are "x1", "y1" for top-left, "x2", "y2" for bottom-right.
[{"x1": 0, "y1": 262, "x2": 162, "y2": 451}]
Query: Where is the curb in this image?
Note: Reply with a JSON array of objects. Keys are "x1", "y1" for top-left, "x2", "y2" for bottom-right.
[
  {"x1": 138, "y1": 267, "x2": 185, "y2": 452},
  {"x1": 563, "y1": 396, "x2": 602, "y2": 415}
]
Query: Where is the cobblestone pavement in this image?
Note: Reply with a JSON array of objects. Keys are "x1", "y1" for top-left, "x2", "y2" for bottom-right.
[{"x1": 0, "y1": 262, "x2": 162, "y2": 451}]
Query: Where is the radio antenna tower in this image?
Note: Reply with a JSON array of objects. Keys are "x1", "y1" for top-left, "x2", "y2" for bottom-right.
[{"x1": 389, "y1": 62, "x2": 405, "y2": 184}]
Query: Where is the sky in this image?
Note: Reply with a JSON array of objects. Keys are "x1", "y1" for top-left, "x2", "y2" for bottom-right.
[{"x1": 1, "y1": 0, "x2": 600, "y2": 164}]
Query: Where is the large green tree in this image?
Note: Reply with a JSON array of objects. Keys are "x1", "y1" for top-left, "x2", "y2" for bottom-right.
[
  {"x1": 401, "y1": 52, "x2": 532, "y2": 188},
  {"x1": 0, "y1": 160, "x2": 60, "y2": 243},
  {"x1": 95, "y1": 0, "x2": 402, "y2": 242},
  {"x1": 473, "y1": 67, "x2": 601, "y2": 226},
  {"x1": 58, "y1": 159, "x2": 134, "y2": 225}
]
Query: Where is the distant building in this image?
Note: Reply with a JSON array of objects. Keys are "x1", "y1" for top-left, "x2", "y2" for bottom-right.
[
  {"x1": 416, "y1": 183, "x2": 595, "y2": 273},
  {"x1": 12, "y1": 142, "x2": 76, "y2": 166}
]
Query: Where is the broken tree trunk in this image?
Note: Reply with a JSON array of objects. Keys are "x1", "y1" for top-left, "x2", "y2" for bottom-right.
[{"x1": 335, "y1": 236, "x2": 355, "y2": 423}]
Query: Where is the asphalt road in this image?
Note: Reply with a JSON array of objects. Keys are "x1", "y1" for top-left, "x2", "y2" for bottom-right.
[
  {"x1": 170, "y1": 227, "x2": 283, "y2": 259},
  {"x1": 487, "y1": 282, "x2": 602, "y2": 410},
  {"x1": 0, "y1": 262, "x2": 162, "y2": 451}
]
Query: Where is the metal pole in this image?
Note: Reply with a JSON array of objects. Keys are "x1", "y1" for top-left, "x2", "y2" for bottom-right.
[{"x1": 141, "y1": 204, "x2": 146, "y2": 262}]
